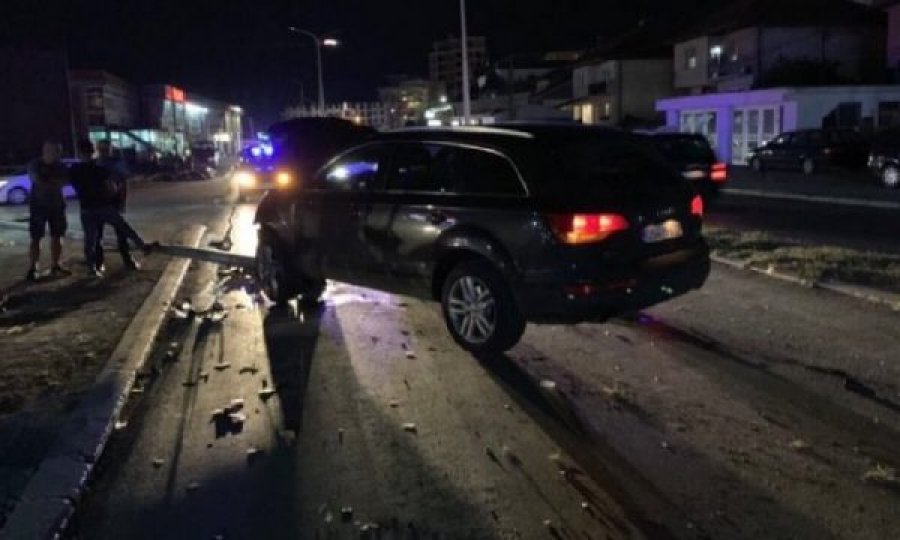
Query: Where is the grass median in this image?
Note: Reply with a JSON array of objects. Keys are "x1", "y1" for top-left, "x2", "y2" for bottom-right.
[{"x1": 705, "y1": 227, "x2": 900, "y2": 294}]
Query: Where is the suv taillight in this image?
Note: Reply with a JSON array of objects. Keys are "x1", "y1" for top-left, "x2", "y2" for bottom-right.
[
  {"x1": 710, "y1": 162, "x2": 727, "y2": 182},
  {"x1": 547, "y1": 213, "x2": 630, "y2": 245},
  {"x1": 691, "y1": 195, "x2": 704, "y2": 218}
]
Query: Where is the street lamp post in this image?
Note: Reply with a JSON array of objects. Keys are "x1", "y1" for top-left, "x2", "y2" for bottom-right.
[
  {"x1": 288, "y1": 27, "x2": 339, "y2": 116},
  {"x1": 459, "y1": 0, "x2": 472, "y2": 125}
]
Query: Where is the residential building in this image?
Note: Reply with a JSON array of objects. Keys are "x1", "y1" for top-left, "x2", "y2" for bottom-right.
[
  {"x1": 567, "y1": 41, "x2": 672, "y2": 128},
  {"x1": 673, "y1": 0, "x2": 885, "y2": 94},
  {"x1": 283, "y1": 102, "x2": 390, "y2": 130},
  {"x1": 657, "y1": 85, "x2": 900, "y2": 164},
  {"x1": 429, "y1": 36, "x2": 488, "y2": 101},
  {"x1": 0, "y1": 48, "x2": 73, "y2": 164},
  {"x1": 378, "y1": 77, "x2": 442, "y2": 128}
]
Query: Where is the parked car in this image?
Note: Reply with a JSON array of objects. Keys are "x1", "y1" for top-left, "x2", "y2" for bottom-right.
[
  {"x1": 0, "y1": 160, "x2": 78, "y2": 205},
  {"x1": 234, "y1": 118, "x2": 375, "y2": 201},
  {"x1": 867, "y1": 127, "x2": 900, "y2": 189},
  {"x1": 255, "y1": 125, "x2": 711, "y2": 354},
  {"x1": 642, "y1": 132, "x2": 727, "y2": 200},
  {"x1": 748, "y1": 128, "x2": 868, "y2": 175}
]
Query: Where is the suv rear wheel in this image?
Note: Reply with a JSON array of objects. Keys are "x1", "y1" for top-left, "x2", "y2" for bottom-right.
[
  {"x1": 7, "y1": 187, "x2": 28, "y2": 205},
  {"x1": 882, "y1": 165, "x2": 899, "y2": 189},
  {"x1": 441, "y1": 260, "x2": 525, "y2": 354}
]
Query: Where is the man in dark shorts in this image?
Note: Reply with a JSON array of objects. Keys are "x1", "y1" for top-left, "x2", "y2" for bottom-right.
[
  {"x1": 69, "y1": 140, "x2": 150, "y2": 276},
  {"x1": 26, "y1": 141, "x2": 71, "y2": 281}
]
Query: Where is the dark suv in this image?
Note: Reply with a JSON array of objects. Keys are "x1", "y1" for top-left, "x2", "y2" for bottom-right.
[
  {"x1": 748, "y1": 128, "x2": 868, "y2": 175},
  {"x1": 255, "y1": 125, "x2": 710, "y2": 353}
]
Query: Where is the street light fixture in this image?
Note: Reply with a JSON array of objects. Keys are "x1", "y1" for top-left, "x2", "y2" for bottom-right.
[{"x1": 288, "y1": 26, "x2": 340, "y2": 116}]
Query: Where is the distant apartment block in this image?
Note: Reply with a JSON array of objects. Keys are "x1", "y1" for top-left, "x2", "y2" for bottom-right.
[{"x1": 429, "y1": 36, "x2": 488, "y2": 101}]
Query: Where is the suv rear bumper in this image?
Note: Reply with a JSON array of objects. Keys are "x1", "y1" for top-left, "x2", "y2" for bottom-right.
[{"x1": 517, "y1": 243, "x2": 711, "y2": 324}]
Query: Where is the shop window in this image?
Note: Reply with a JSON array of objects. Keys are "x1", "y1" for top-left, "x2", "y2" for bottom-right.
[{"x1": 684, "y1": 47, "x2": 698, "y2": 70}]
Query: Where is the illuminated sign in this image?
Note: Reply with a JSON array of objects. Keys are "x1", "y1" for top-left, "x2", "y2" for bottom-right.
[{"x1": 165, "y1": 86, "x2": 186, "y2": 103}]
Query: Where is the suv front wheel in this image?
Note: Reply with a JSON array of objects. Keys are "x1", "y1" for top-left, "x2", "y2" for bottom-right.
[{"x1": 441, "y1": 260, "x2": 526, "y2": 354}]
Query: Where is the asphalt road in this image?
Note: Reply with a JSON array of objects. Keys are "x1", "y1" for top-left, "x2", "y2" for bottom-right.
[
  {"x1": 59, "y1": 178, "x2": 900, "y2": 540},
  {"x1": 710, "y1": 169, "x2": 900, "y2": 254}
]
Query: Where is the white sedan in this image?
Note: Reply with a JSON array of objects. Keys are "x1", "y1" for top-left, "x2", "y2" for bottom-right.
[{"x1": 0, "y1": 161, "x2": 79, "y2": 205}]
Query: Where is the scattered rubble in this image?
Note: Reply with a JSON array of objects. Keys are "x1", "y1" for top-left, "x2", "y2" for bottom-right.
[
  {"x1": 789, "y1": 439, "x2": 811, "y2": 452},
  {"x1": 152, "y1": 458, "x2": 165, "y2": 468},
  {"x1": 402, "y1": 423, "x2": 418, "y2": 433},
  {"x1": 862, "y1": 464, "x2": 898, "y2": 486}
]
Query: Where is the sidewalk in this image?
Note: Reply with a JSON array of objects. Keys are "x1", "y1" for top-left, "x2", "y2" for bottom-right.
[{"x1": 0, "y1": 192, "x2": 230, "y2": 528}]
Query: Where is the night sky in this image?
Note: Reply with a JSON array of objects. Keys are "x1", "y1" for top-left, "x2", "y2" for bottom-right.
[{"x1": 2, "y1": 0, "x2": 710, "y2": 127}]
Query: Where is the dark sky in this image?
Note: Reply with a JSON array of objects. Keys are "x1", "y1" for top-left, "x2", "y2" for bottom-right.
[{"x1": 2, "y1": 0, "x2": 709, "y2": 127}]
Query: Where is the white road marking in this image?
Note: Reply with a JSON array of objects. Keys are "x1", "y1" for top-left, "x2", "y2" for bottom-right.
[{"x1": 722, "y1": 188, "x2": 900, "y2": 210}]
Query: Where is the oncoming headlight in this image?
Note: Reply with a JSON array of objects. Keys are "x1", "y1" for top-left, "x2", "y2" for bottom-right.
[
  {"x1": 235, "y1": 171, "x2": 256, "y2": 188},
  {"x1": 275, "y1": 171, "x2": 293, "y2": 188}
]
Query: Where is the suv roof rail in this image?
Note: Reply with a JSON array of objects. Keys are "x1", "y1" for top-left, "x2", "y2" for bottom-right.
[{"x1": 385, "y1": 126, "x2": 535, "y2": 139}]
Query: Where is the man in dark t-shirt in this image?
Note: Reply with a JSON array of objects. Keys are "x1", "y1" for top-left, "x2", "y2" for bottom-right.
[
  {"x1": 26, "y1": 141, "x2": 70, "y2": 281},
  {"x1": 70, "y1": 140, "x2": 149, "y2": 276}
]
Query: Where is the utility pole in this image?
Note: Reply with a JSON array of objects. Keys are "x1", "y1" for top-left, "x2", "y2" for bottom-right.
[{"x1": 460, "y1": 0, "x2": 472, "y2": 125}]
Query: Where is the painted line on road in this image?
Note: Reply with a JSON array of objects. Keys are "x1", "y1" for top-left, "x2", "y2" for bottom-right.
[
  {"x1": 0, "y1": 225, "x2": 207, "y2": 540},
  {"x1": 722, "y1": 188, "x2": 900, "y2": 210}
]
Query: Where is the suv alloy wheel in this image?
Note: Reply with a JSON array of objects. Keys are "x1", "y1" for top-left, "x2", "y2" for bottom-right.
[{"x1": 441, "y1": 260, "x2": 526, "y2": 354}]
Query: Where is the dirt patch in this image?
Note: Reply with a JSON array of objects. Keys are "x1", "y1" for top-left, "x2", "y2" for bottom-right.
[{"x1": 706, "y1": 228, "x2": 900, "y2": 293}]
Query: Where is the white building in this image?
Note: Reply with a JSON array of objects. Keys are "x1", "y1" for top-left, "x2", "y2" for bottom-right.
[{"x1": 657, "y1": 85, "x2": 900, "y2": 164}]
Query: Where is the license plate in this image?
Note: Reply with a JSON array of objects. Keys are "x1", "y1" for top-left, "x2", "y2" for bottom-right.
[
  {"x1": 682, "y1": 170, "x2": 707, "y2": 180},
  {"x1": 642, "y1": 219, "x2": 683, "y2": 243}
]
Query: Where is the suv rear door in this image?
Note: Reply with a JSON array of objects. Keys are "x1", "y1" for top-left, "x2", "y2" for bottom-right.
[{"x1": 360, "y1": 141, "x2": 528, "y2": 297}]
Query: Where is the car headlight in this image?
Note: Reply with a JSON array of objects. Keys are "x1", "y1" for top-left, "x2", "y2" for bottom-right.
[
  {"x1": 275, "y1": 171, "x2": 293, "y2": 189},
  {"x1": 235, "y1": 171, "x2": 256, "y2": 188}
]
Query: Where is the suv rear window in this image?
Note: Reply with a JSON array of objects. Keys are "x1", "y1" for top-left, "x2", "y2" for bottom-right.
[
  {"x1": 651, "y1": 136, "x2": 715, "y2": 163},
  {"x1": 537, "y1": 133, "x2": 682, "y2": 200}
]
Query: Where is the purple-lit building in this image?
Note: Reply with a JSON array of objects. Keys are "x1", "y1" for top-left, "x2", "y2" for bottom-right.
[{"x1": 657, "y1": 85, "x2": 900, "y2": 164}]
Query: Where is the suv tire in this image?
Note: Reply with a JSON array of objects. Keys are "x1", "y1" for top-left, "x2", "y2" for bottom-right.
[
  {"x1": 441, "y1": 260, "x2": 525, "y2": 354},
  {"x1": 882, "y1": 165, "x2": 900, "y2": 189}
]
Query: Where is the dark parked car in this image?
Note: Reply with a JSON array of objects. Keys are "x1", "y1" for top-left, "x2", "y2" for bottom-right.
[
  {"x1": 234, "y1": 118, "x2": 375, "y2": 200},
  {"x1": 642, "y1": 132, "x2": 727, "y2": 200},
  {"x1": 867, "y1": 127, "x2": 900, "y2": 189},
  {"x1": 748, "y1": 128, "x2": 868, "y2": 175},
  {"x1": 255, "y1": 125, "x2": 711, "y2": 354}
]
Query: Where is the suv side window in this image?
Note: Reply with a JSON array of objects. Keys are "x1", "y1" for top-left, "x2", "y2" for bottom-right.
[
  {"x1": 384, "y1": 143, "x2": 446, "y2": 193},
  {"x1": 438, "y1": 147, "x2": 525, "y2": 196},
  {"x1": 317, "y1": 145, "x2": 384, "y2": 192}
]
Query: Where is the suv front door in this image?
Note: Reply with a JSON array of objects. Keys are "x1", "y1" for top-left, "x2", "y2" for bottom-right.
[{"x1": 299, "y1": 145, "x2": 386, "y2": 286}]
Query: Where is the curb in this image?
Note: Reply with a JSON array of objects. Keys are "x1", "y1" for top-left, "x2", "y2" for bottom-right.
[
  {"x1": 710, "y1": 253, "x2": 900, "y2": 311},
  {"x1": 721, "y1": 187, "x2": 900, "y2": 211},
  {"x1": 0, "y1": 225, "x2": 207, "y2": 540}
]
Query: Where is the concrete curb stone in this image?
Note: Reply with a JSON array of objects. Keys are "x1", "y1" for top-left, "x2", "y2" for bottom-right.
[{"x1": 0, "y1": 224, "x2": 207, "y2": 540}]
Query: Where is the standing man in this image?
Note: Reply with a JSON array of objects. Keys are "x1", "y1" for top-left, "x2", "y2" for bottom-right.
[
  {"x1": 70, "y1": 140, "x2": 149, "y2": 276},
  {"x1": 95, "y1": 139, "x2": 140, "y2": 269},
  {"x1": 26, "y1": 141, "x2": 71, "y2": 281}
]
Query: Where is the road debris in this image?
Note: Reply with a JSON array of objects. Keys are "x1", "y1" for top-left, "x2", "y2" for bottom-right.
[
  {"x1": 389, "y1": 400, "x2": 400, "y2": 408},
  {"x1": 152, "y1": 458, "x2": 165, "y2": 468},
  {"x1": 229, "y1": 412, "x2": 247, "y2": 425},
  {"x1": 789, "y1": 439, "x2": 811, "y2": 452},
  {"x1": 258, "y1": 387, "x2": 276, "y2": 400},
  {"x1": 405, "y1": 351, "x2": 416, "y2": 360},
  {"x1": 230, "y1": 398, "x2": 245, "y2": 410},
  {"x1": 338, "y1": 428, "x2": 345, "y2": 444},
  {"x1": 114, "y1": 420, "x2": 128, "y2": 430},
  {"x1": 186, "y1": 481, "x2": 201, "y2": 493},
  {"x1": 341, "y1": 506, "x2": 354, "y2": 522},
  {"x1": 402, "y1": 423, "x2": 418, "y2": 433},
  {"x1": 862, "y1": 464, "x2": 898, "y2": 486},
  {"x1": 502, "y1": 445, "x2": 522, "y2": 467},
  {"x1": 239, "y1": 365, "x2": 260, "y2": 375},
  {"x1": 214, "y1": 362, "x2": 233, "y2": 371}
]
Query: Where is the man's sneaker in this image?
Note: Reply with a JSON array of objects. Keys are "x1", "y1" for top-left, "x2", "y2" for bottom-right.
[
  {"x1": 50, "y1": 265, "x2": 72, "y2": 277},
  {"x1": 25, "y1": 268, "x2": 38, "y2": 282},
  {"x1": 123, "y1": 258, "x2": 141, "y2": 271},
  {"x1": 89, "y1": 265, "x2": 105, "y2": 278}
]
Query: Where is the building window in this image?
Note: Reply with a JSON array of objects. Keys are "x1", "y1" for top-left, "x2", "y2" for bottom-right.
[
  {"x1": 684, "y1": 47, "x2": 698, "y2": 70},
  {"x1": 582, "y1": 103, "x2": 594, "y2": 124}
]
